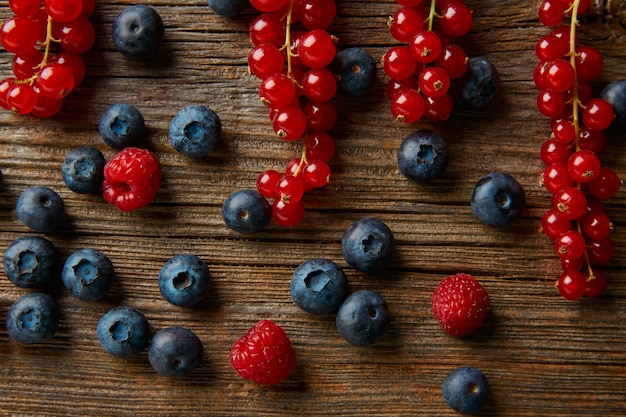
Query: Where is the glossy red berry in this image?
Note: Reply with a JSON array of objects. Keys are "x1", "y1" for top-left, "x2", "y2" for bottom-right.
[
  {"x1": 259, "y1": 74, "x2": 296, "y2": 109},
  {"x1": 538, "y1": 0, "x2": 565, "y2": 27},
  {"x1": 439, "y1": 2, "x2": 473, "y2": 37},
  {"x1": 0, "y1": 16, "x2": 38, "y2": 55},
  {"x1": 543, "y1": 59, "x2": 575, "y2": 93},
  {"x1": 248, "y1": 44, "x2": 284, "y2": 79},
  {"x1": 272, "y1": 199, "x2": 306, "y2": 227},
  {"x1": 554, "y1": 229, "x2": 586, "y2": 261},
  {"x1": 35, "y1": 63, "x2": 75, "y2": 99},
  {"x1": 418, "y1": 66, "x2": 450, "y2": 98},
  {"x1": 44, "y1": 0, "x2": 83, "y2": 22},
  {"x1": 409, "y1": 30, "x2": 442, "y2": 63},
  {"x1": 257, "y1": 169, "x2": 282, "y2": 198},
  {"x1": 582, "y1": 211, "x2": 612, "y2": 241},
  {"x1": 542, "y1": 162, "x2": 573, "y2": 193},
  {"x1": 390, "y1": 7, "x2": 424, "y2": 42},
  {"x1": 584, "y1": 269, "x2": 606, "y2": 298},
  {"x1": 302, "y1": 160, "x2": 331, "y2": 188},
  {"x1": 582, "y1": 98, "x2": 615, "y2": 131},
  {"x1": 567, "y1": 150, "x2": 601, "y2": 183},
  {"x1": 303, "y1": 101, "x2": 337, "y2": 132},
  {"x1": 272, "y1": 107, "x2": 307, "y2": 141},
  {"x1": 557, "y1": 269, "x2": 586, "y2": 300},
  {"x1": 6, "y1": 82, "x2": 37, "y2": 114},
  {"x1": 249, "y1": 0, "x2": 287, "y2": 13},
  {"x1": 302, "y1": 68, "x2": 337, "y2": 103},
  {"x1": 276, "y1": 174, "x2": 305, "y2": 203},
  {"x1": 298, "y1": 29, "x2": 336, "y2": 69},
  {"x1": 305, "y1": 132, "x2": 336, "y2": 161},
  {"x1": 587, "y1": 168, "x2": 621, "y2": 200},
  {"x1": 553, "y1": 186, "x2": 587, "y2": 220},
  {"x1": 541, "y1": 209, "x2": 571, "y2": 240},
  {"x1": 298, "y1": 0, "x2": 337, "y2": 30},
  {"x1": 250, "y1": 13, "x2": 285, "y2": 46}
]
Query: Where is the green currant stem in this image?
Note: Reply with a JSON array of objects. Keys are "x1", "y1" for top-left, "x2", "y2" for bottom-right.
[
  {"x1": 427, "y1": 0, "x2": 438, "y2": 31},
  {"x1": 293, "y1": 144, "x2": 308, "y2": 177},
  {"x1": 16, "y1": 15, "x2": 57, "y2": 86},
  {"x1": 284, "y1": 0, "x2": 296, "y2": 82}
]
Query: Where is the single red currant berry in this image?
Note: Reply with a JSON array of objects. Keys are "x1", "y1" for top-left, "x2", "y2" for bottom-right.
[
  {"x1": 409, "y1": 30, "x2": 442, "y2": 63},
  {"x1": 557, "y1": 269, "x2": 587, "y2": 300},
  {"x1": 250, "y1": 0, "x2": 287, "y2": 13},
  {"x1": 44, "y1": 0, "x2": 83, "y2": 22},
  {"x1": 554, "y1": 229, "x2": 586, "y2": 261},
  {"x1": 538, "y1": 0, "x2": 566, "y2": 26},
  {"x1": 553, "y1": 187, "x2": 587, "y2": 220},
  {"x1": 418, "y1": 66, "x2": 450, "y2": 98},
  {"x1": 7, "y1": 82, "x2": 38, "y2": 115},
  {"x1": 12, "y1": 49, "x2": 44, "y2": 79},
  {"x1": 9, "y1": 0, "x2": 41, "y2": 17},
  {"x1": 535, "y1": 34, "x2": 568, "y2": 62},
  {"x1": 584, "y1": 269, "x2": 606, "y2": 298},
  {"x1": 439, "y1": 2, "x2": 473, "y2": 37},
  {"x1": 434, "y1": 44, "x2": 468, "y2": 79},
  {"x1": 298, "y1": 0, "x2": 337, "y2": 30},
  {"x1": 561, "y1": 256, "x2": 584, "y2": 272},
  {"x1": 272, "y1": 199, "x2": 306, "y2": 227},
  {"x1": 574, "y1": 45, "x2": 603, "y2": 82},
  {"x1": 259, "y1": 74, "x2": 296, "y2": 109},
  {"x1": 35, "y1": 63, "x2": 76, "y2": 99},
  {"x1": 537, "y1": 90, "x2": 566, "y2": 118},
  {"x1": 250, "y1": 13, "x2": 286, "y2": 46},
  {"x1": 303, "y1": 101, "x2": 337, "y2": 132},
  {"x1": 389, "y1": 7, "x2": 424, "y2": 42},
  {"x1": 541, "y1": 209, "x2": 572, "y2": 240},
  {"x1": 302, "y1": 160, "x2": 331, "y2": 188},
  {"x1": 386, "y1": 77, "x2": 419, "y2": 100},
  {"x1": 587, "y1": 168, "x2": 622, "y2": 200},
  {"x1": 390, "y1": 89, "x2": 424, "y2": 123},
  {"x1": 582, "y1": 98, "x2": 615, "y2": 132},
  {"x1": 578, "y1": 126, "x2": 606, "y2": 154},
  {"x1": 276, "y1": 174, "x2": 305, "y2": 204},
  {"x1": 305, "y1": 132, "x2": 336, "y2": 162},
  {"x1": 582, "y1": 211, "x2": 612, "y2": 241},
  {"x1": 0, "y1": 16, "x2": 38, "y2": 55},
  {"x1": 543, "y1": 59, "x2": 575, "y2": 93},
  {"x1": 567, "y1": 150, "x2": 601, "y2": 183},
  {"x1": 55, "y1": 16, "x2": 96, "y2": 54},
  {"x1": 423, "y1": 93, "x2": 454, "y2": 121},
  {"x1": 587, "y1": 237, "x2": 615, "y2": 264},
  {"x1": 257, "y1": 169, "x2": 282, "y2": 198},
  {"x1": 540, "y1": 138, "x2": 571, "y2": 165},
  {"x1": 50, "y1": 52, "x2": 87, "y2": 86},
  {"x1": 298, "y1": 29, "x2": 336, "y2": 69},
  {"x1": 542, "y1": 162, "x2": 573, "y2": 193},
  {"x1": 302, "y1": 68, "x2": 337, "y2": 103},
  {"x1": 382, "y1": 46, "x2": 417, "y2": 81},
  {"x1": 272, "y1": 107, "x2": 307, "y2": 141},
  {"x1": 248, "y1": 44, "x2": 284, "y2": 80},
  {"x1": 552, "y1": 119, "x2": 575, "y2": 143},
  {"x1": 30, "y1": 92, "x2": 64, "y2": 119}
]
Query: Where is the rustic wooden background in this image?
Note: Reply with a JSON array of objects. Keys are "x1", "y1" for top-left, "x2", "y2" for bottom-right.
[{"x1": 0, "y1": 0, "x2": 625, "y2": 415}]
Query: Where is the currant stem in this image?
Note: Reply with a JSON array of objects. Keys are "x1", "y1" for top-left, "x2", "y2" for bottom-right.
[
  {"x1": 293, "y1": 144, "x2": 308, "y2": 177},
  {"x1": 284, "y1": 0, "x2": 295, "y2": 81},
  {"x1": 427, "y1": 0, "x2": 438, "y2": 31},
  {"x1": 16, "y1": 15, "x2": 56, "y2": 86}
]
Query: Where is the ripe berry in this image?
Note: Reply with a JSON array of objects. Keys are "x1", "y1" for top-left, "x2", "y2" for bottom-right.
[
  {"x1": 102, "y1": 147, "x2": 162, "y2": 211},
  {"x1": 99, "y1": 103, "x2": 146, "y2": 149},
  {"x1": 112, "y1": 5, "x2": 164, "y2": 59},
  {"x1": 470, "y1": 172, "x2": 526, "y2": 228},
  {"x1": 431, "y1": 273, "x2": 490, "y2": 337},
  {"x1": 6, "y1": 292, "x2": 60, "y2": 343},
  {"x1": 298, "y1": 29, "x2": 336, "y2": 69},
  {"x1": 456, "y1": 57, "x2": 500, "y2": 109},
  {"x1": 230, "y1": 319, "x2": 296, "y2": 384},
  {"x1": 567, "y1": 149, "x2": 601, "y2": 183},
  {"x1": 3, "y1": 236, "x2": 57, "y2": 288},
  {"x1": 557, "y1": 269, "x2": 587, "y2": 300},
  {"x1": 341, "y1": 217, "x2": 394, "y2": 274},
  {"x1": 148, "y1": 327, "x2": 204, "y2": 378},
  {"x1": 207, "y1": 0, "x2": 248, "y2": 16},
  {"x1": 600, "y1": 79, "x2": 626, "y2": 130},
  {"x1": 222, "y1": 189, "x2": 272, "y2": 234},
  {"x1": 582, "y1": 98, "x2": 615, "y2": 131},
  {"x1": 290, "y1": 258, "x2": 348, "y2": 314},
  {"x1": 169, "y1": 105, "x2": 222, "y2": 158},
  {"x1": 61, "y1": 145, "x2": 106, "y2": 194},
  {"x1": 16, "y1": 185, "x2": 65, "y2": 232},
  {"x1": 397, "y1": 129, "x2": 448, "y2": 183},
  {"x1": 439, "y1": 2, "x2": 473, "y2": 37},
  {"x1": 158, "y1": 254, "x2": 211, "y2": 307},
  {"x1": 331, "y1": 47, "x2": 377, "y2": 97},
  {"x1": 442, "y1": 367, "x2": 489, "y2": 414},
  {"x1": 335, "y1": 290, "x2": 389, "y2": 347},
  {"x1": 409, "y1": 30, "x2": 442, "y2": 63},
  {"x1": 97, "y1": 306, "x2": 150, "y2": 357},
  {"x1": 61, "y1": 248, "x2": 115, "y2": 301}
]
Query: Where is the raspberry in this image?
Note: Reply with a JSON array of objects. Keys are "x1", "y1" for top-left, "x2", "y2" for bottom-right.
[
  {"x1": 431, "y1": 273, "x2": 490, "y2": 337},
  {"x1": 102, "y1": 147, "x2": 161, "y2": 211},
  {"x1": 229, "y1": 319, "x2": 296, "y2": 385}
]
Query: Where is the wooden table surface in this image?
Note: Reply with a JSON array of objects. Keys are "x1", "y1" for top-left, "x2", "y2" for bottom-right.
[{"x1": 0, "y1": 0, "x2": 625, "y2": 415}]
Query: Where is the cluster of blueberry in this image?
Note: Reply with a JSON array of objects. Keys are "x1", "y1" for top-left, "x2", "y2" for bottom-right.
[
  {"x1": 535, "y1": 0, "x2": 625, "y2": 299},
  {"x1": 0, "y1": 0, "x2": 96, "y2": 117}
]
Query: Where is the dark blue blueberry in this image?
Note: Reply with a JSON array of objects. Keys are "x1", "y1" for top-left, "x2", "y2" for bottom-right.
[
  {"x1": 341, "y1": 217, "x2": 394, "y2": 273},
  {"x1": 16, "y1": 186, "x2": 65, "y2": 233},
  {"x1": 3, "y1": 236, "x2": 56, "y2": 288},
  {"x1": 98, "y1": 103, "x2": 145, "y2": 149},
  {"x1": 6, "y1": 292, "x2": 60, "y2": 343},
  {"x1": 471, "y1": 171, "x2": 526, "y2": 228},
  {"x1": 148, "y1": 326, "x2": 203, "y2": 378},
  {"x1": 600, "y1": 79, "x2": 626, "y2": 131},
  {"x1": 169, "y1": 105, "x2": 221, "y2": 158},
  {"x1": 290, "y1": 258, "x2": 348, "y2": 315},
  {"x1": 442, "y1": 366, "x2": 489, "y2": 415},
  {"x1": 397, "y1": 129, "x2": 448, "y2": 183},
  {"x1": 222, "y1": 189, "x2": 271, "y2": 234},
  {"x1": 456, "y1": 57, "x2": 499, "y2": 109},
  {"x1": 336, "y1": 290, "x2": 389, "y2": 347},
  {"x1": 158, "y1": 254, "x2": 211, "y2": 307},
  {"x1": 207, "y1": 0, "x2": 247, "y2": 16},
  {"x1": 61, "y1": 248, "x2": 115, "y2": 301},
  {"x1": 97, "y1": 306, "x2": 150, "y2": 357},
  {"x1": 331, "y1": 47, "x2": 377, "y2": 97},
  {"x1": 112, "y1": 5, "x2": 164, "y2": 59},
  {"x1": 61, "y1": 146, "x2": 106, "y2": 194}
]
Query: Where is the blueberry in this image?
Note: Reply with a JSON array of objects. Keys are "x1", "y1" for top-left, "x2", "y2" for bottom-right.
[
  {"x1": 158, "y1": 254, "x2": 211, "y2": 307},
  {"x1": 397, "y1": 129, "x2": 448, "y2": 183},
  {"x1": 6, "y1": 292, "x2": 60, "y2": 343},
  {"x1": 97, "y1": 306, "x2": 150, "y2": 357},
  {"x1": 471, "y1": 171, "x2": 526, "y2": 228},
  {"x1": 98, "y1": 103, "x2": 145, "y2": 149},
  {"x1": 456, "y1": 57, "x2": 499, "y2": 109},
  {"x1": 61, "y1": 146, "x2": 106, "y2": 194},
  {"x1": 336, "y1": 290, "x2": 389, "y2": 347},
  {"x1": 112, "y1": 5, "x2": 164, "y2": 59},
  {"x1": 207, "y1": 0, "x2": 247, "y2": 16},
  {"x1": 600, "y1": 79, "x2": 626, "y2": 131},
  {"x1": 148, "y1": 326, "x2": 203, "y2": 378},
  {"x1": 61, "y1": 248, "x2": 115, "y2": 301},
  {"x1": 222, "y1": 189, "x2": 271, "y2": 234},
  {"x1": 341, "y1": 218, "x2": 394, "y2": 273},
  {"x1": 331, "y1": 47, "x2": 377, "y2": 97},
  {"x1": 442, "y1": 366, "x2": 489, "y2": 414},
  {"x1": 3, "y1": 236, "x2": 56, "y2": 288},
  {"x1": 290, "y1": 258, "x2": 348, "y2": 315},
  {"x1": 169, "y1": 105, "x2": 221, "y2": 158},
  {"x1": 16, "y1": 186, "x2": 65, "y2": 233}
]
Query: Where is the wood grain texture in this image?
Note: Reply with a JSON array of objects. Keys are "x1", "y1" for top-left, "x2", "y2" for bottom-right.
[{"x1": 0, "y1": 0, "x2": 625, "y2": 415}]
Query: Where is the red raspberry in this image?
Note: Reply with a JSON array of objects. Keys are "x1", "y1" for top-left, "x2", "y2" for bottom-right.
[
  {"x1": 431, "y1": 273, "x2": 490, "y2": 337},
  {"x1": 230, "y1": 319, "x2": 296, "y2": 385},
  {"x1": 102, "y1": 147, "x2": 161, "y2": 211}
]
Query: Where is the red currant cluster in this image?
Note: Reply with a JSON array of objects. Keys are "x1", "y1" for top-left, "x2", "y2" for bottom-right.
[
  {"x1": 0, "y1": 0, "x2": 95, "y2": 117},
  {"x1": 248, "y1": 0, "x2": 337, "y2": 227},
  {"x1": 383, "y1": 0, "x2": 472, "y2": 123},
  {"x1": 535, "y1": 0, "x2": 621, "y2": 299}
]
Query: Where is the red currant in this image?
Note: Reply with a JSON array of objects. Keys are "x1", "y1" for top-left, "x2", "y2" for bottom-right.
[
  {"x1": 554, "y1": 229, "x2": 586, "y2": 261},
  {"x1": 557, "y1": 269, "x2": 587, "y2": 300},
  {"x1": 409, "y1": 30, "x2": 442, "y2": 63},
  {"x1": 553, "y1": 186, "x2": 587, "y2": 220},
  {"x1": 390, "y1": 89, "x2": 424, "y2": 123},
  {"x1": 298, "y1": 29, "x2": 336, "y2": 69},
  {"x1": 418, "y1": 66, "x2": 450, "y2": 98},
  {"x1": 567, "y1": 150, "x2": 601, "y2": 183}
]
